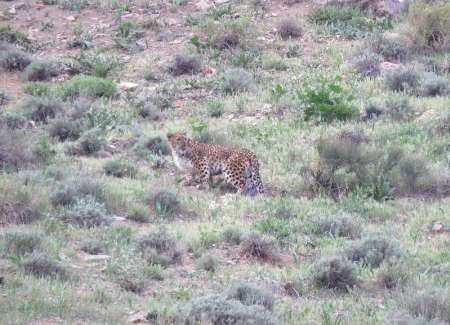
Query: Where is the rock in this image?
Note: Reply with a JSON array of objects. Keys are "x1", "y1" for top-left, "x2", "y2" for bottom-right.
[
  {"x1": 196, "y1": 0, "x2": 210, "y2": 10},
  {"x1": 8, "y1": 7, "x2": 16, "y2": 14},
  {"x1": 431, "y1": 222, "x2": 444, "y2": 233},
  {"x1": 127, "y1": 311, "x2": 149, "y2": 324},
  {"x1": 215, "y1": 0, "x2": 230, "y2": 3},
  {"x1": 82, "y1": 254, "x2": 111, "y2": 262},
  {"x1": 119, "y1": 82, "x2": 139, "y2": 91},
  {"x1": 416, "y1": 109, "x2": 438, "y2": 122},
  {"x1": 380, "y1": 61, "x2": 400, "y2": 72},
  {"x1": 66, "y1": 15, "x2": 76, "y2": 21}
]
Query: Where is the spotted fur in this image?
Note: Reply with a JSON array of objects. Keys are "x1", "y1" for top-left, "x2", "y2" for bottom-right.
[{"x1": 167, "y1": 132, "x2": 264, "y2": 195}]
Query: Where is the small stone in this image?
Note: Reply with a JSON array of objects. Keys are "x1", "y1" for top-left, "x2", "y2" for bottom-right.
[
  {"x1": 380, "y1": 61, "x2": 400, "y2": 72},
  {"x1": 127, "y1": 311, "x2": 149, "y2": 324},
  {"x1": 8, "y1": 7, "x2": 16, "y2": 14},
  {"x1": 196, "y1": 0, "x2": 210, "y2": 10},
  {"x1": 66, "y1": 15, "x2": 76, "y2": 21},
  {"x1": 431, "y1": 222, "x2": 444, "y2": 233},
  {"x1": 119, "y1": 82, "x2": 139, "y2": 91}
]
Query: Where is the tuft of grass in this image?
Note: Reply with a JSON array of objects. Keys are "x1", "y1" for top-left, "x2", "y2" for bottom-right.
[
  {"x1": 222, "y1": 68, "x2": 255, "y2": 94},
  {"x1": 405, "y1": 287, "x2": 450, "y2": 323},
  {"x1": 59, "y1": 75, "x2": 117, "y2": 100},
  {"x1": 365, "y1": 95, "x2": 414, "y2": 121},
  {"x1": 103, "y1": 159, "x2": 138, "y2": 178},
  {"x1": 0, "y1": 129, "x2": 33, "y2": 173},
  {"x1": 382, "y1": 310, "x2": 445, "y2": 325},
  {"x1": 278, "y1": 18, "x2": 303, "y2": 39},
  {"x1": 0, "y1": 26, "x2": 33, "y2": 50},
  {"x1": 137, "y1": 103, "x2": 162, "y2": 121},
  {"x1": 80, "y1": 239, "x2": 107, "y2": 255},
  {"x1": 59, "y1": 0, "x2": 89, "y2": 11},
  {"x1": 127, "y1": 203, "x2": 149, "y2": 223},
  {"x1": 206, "y1": 17, "x2": 257, "y2": 51},
  {"x1": 135, "y1": 228, "x2": 182, "y2": 266},
  {"x1": 367, "y1": 33, "x2": 408, "y2": 62},
  {"x1": 305, "y1": 212, "x2": 362, "y2": 239},
  {"x1": 377, "y1": 263, "x2": 409, "y2": 289},
  {"x1": 221, "y1": 226, "x2": 243, "y2": 245},
  {"x1": 59, "y1": 196, "x2": 112, "y2": 228},
  {"x1": 352, "y1": 50, "x2": 382, "y2": 78},
  {"x1": 70, "y1": 51, "x2": 119, "y2": 78},
  {"x1": 313, "y1": 255, "x2": 357, "y2": 291},
  {"x1": 22, "y1": 60, "x2": 59, "y2": 81},
  {"x1": 66, "y1": 129, "x2": 106, "y2": 156},
  {"x1": 48, "y1": 118, "x2": 82, "y2": 142},
  {"x1": 23, "y1": 81, "x2": 53, "y2": 96},
  {"x1": 134, "y1": 136, "x2": 170, "y2": 158},
  {"x1": 0, "y1": 43, "x2": 32, "y2": 71},
  {"x1": 240, "y1": 232, "x2": 279, "y2": 262},
  {"x1": 227, "y1": 283, "x2": 274, "y2": 311},
  {"x1": 196, "y1": 253, "x2": 218, "y2": 272},
  {"x1": 2, "y1": 230, "x2": 43, "y2": 257},
  {"x1": 23, "y1": 251, "x2": 69, "y2": 280},
  {"x1": 420, "y1": 72, "x2": 449, "y2": 96},
  {"x1": 148, "y1": 189, "x2": 179, "y2": 220},
  {"x1": 113, "y1": 21, "x2": 145, "y2": 52},
  {"x1": 346, "y1": 233, "x2": 403, "y2": 268},
  {"x1": 168, "y1": 54, "x2": 201, "y2": 76}
]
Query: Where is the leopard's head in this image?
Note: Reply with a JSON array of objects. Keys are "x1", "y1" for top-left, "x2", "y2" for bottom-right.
[{"x1": 167, "y1": 132, "x2": 193, "y2": 158}]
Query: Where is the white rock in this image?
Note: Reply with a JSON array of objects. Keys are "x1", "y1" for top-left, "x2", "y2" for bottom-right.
[
  {"x1": 196, "y1": 0, "x2": 210, "y2": 10},
  {"x1": 66, "y1": 15, "x2": 76, "y2": 21},
  {"x1": 127, "y1": 311, "x2": 149, "y2": 324},
  {"x1": 119, "y1": 82, "x2": 139, "y2": 91},
  {"x1": 380, "y1": 61, "x2": 400, "y2": 72}
]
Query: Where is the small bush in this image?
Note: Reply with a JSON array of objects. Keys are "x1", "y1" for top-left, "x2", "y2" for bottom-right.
[
  {"x1": 135, "y1": 228, "x2": 182, "y2": 266},
  {"x1": 367, "y1": 33, "x2": 408, "y2": 62},
  {"x1": 196, "y1": 253, "x2": 218, "y2": 272},
  {"x1": 392, "y1": 153, "x2": 433, "y2": 195},
  {"x1": 297, "y1": 75, "x2": 358, "y2": 122},
  {"x1": 103, "y1": 159, "x2": 138, "y2": 178},
  {"x1": 305, "y1": 212, "x2": 362, "y2": 239},
  {"x1": 0, "y1": 91, "x2": 10, "y2": 106},
  {"x1": 181, "y1": 294, "x2": 276, "y2": 325},
  {"x1": 206, "y1": 100, "x2": 225, "y2": 118},
  {"x1": 2, "y1": 230, "x2": 42, "y2": 257},
  {"x1": 124, "y1": 204, "x2": 147, "y2": 224},
  {"x1": 135, "y1": 136, "x2": 170, "y2": 157},
  {"x1": 352, "y1": 51, "x2": 382, "y2": 78},
  {"x1": 4, "y1": 113, "x2": 26, "y2": 129},
  {"x1": 278, "y1": 19, "x2": 303, "y2": 39},
  {"x1": 365, "y1": 95, "x2": 414, "y2": 121},
  {"x1": 407, "y1": 1, "x2": 450, "y2": 52},
  {"x1": 383, "y1": 310, "x2": 446, "y2": 325},
  {"x1": 377, "y1": 263, "x2": 409, "y2": 289},
  {"x1": 384, "y1": 66, "x2": 420, "y2": 93},
  {"x1": 22, "y1": 60, "x2": 59, "y2": 81},
  {"x1": 240, "y1": 232, "x2": 278, "y2": 262},
  {"x1": 221, "y1": 226, "x2": 243, "y2": 245},
  {"x1": 59, "y1": 75, "x2": 117, "y2": 100},
  {"x1": 261, "y1": 53, "x2": 288, "y2": 71},
  {"x1": 23, "y1": 251, "x2": 69, "y2": 280},
  {"x1": 313, "y1": 255, "x2": 357, "y2": 291},
  {"x1": 222, "y1": 68, "x2": 255, "y2": 94},
  {"x1": 405, "y1": 287, "x2": 450, "y2": 323},
  {"x1": 59, "y1": 0, "x2": 89, "y2": 11},
  {"x1": 70, "y1": 51, "x2": 119, "y2": 78},
  {"x1": 19, "y1": 96, "x2": 63, "y2": 124},
  {"x1": 113, "y1": 21, "x2": 145, "y2": 52},
  {"x1": 0, "y1": 43, "x2": 32, "y2": 71},
  {"x1": 206, "y1": 17, "x2": 257, "y2": 51},
  {"x1": 23, "y1": 81, "x2": 53, "y2": 97},
  {"x1": 0, "y1": 183, "x2": 44, "y2": 224},
  {"x1": 137, "y1": 103, "x2": 162, "y2": 121},
  {"x1": 0, "y1": 129, "x2": 33, "y2": 172},
  {"x1": 59, "y1": 196, "x2": 112, "y2": 228},
  {"x1": 148, "y1": 189, "x2": 179, "y2": 219},
  {"x1": 50, "y1": 177, "x2": 105, "y2": 207},
  {"x1": 80, "y1": 239, "x2": 106, "y2": 255},
  {"x1": 48, "y1": 118, "x2": 82, "y2": 142},
  {"x1": 169, "y1": 54, "x2": 201, "y2": 76},
  {"x1": 76, "y1": 129, "x2": 105, "y2": 156},
  {"x1": 49, "y1": 185, "x2": 77, "y2": 207},
  {"x1": 227, "y1": 283, "x2": 274, "y2": 311},
  {"x1": 346, "y1": 233, "x2": 403, "y2": 268},
  {"x1": 420, "y1": 72, "x2": 449, "y2": 96},
  {"x1": 0, "y1": 26, "x2": 33, "y2": 50}
]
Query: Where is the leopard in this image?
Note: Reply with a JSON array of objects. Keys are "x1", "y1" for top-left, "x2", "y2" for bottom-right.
[{"x1": 167, "y1": 132, "x2": 264, "y2": 195}]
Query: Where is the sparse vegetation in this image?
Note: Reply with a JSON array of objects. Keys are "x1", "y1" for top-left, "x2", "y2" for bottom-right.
[
  {"x1": 2, "y1": 230, "x2": 43, "y2": 257},
  {"x1": 222, "y1": 68, "x2": 255, "y2": 94},
  {"x1": 196, "y1": 253, "x2": 218, "y2": 272},
  {"x1": 0, "y1": 43, "x2": 32, "y2": 71},
  {"x1": 103, "y1": 159, "x2": 138, "y2": 178},
  {"x1": 135, "y1": 228, "x2": 182, "y2": 266},
  {"x1": 23, "y1": 251, "x2": 69, "y2": 280},
  {"x1": 23, "y1": 60, "x2": 59, "y2": 81},
  {"x1": 148, "y1": 189, "x2": 179, "y2": 219},
  {"x1": 169, "y1": 54, "x2": 201, "y2": 76},
  {"x1": 384, "y1": 66, "x2": 420, "y2": 93},
  {"x1": 278, "y1": 19, "x2": 303, "y2": 39},
  {"x1": 240, "y1": 232, "x2": 279, "y2": 262},
  {"x1": 59, "y1": 196, "x2": 112, "y2": 228},
  {"x1": 19, "y1": 96, "x2": 63, "y2": 124},
  {"x1": 227, "y1": 283, "x2": 274, "y2": 310},
  {"x1": 313, "y1": 255, "x2": 357, "y2": 291}
]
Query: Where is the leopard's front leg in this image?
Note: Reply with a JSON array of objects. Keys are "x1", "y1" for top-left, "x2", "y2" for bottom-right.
[{"x1": 195, "y1": 158, "x2": 210, "y2": 190}]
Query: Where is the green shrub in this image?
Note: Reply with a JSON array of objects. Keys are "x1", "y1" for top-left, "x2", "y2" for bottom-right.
[
  {"x1": 365, "y1": 95, "x2": 414, "y2": 121},
  {"x1": 420, "y1": 72, "x2": 449, "y2": 96},
  {"x1": 59, "y1": 196, "x2": 112, "y2": 228},
  {"x1": 309, "y1": 5, "x2": 391, "y2": 39},
  {"x1": 23, "y1": 251, "x2": 69, "y2": 280},
  {"x1": 70, "y1": 51, "x2": 119, "y2": 78},
  {"x1": 254, "y1": 216, "x2": 290, "y2": 243},
  {"x1": 135, "y1": 228, "x2": 182, "y2": 266},
  {"x1": 305, "y1": 212, "x2": 362, "y2": 239},
  {"x1": 392, "y1": 153, "x2": 434, "y2": 195},
  {"x1": 148, "y1": 189, "x2": 179, "y2": 219},
  {"x1": 227, "y1": 283, "x2": 274, "y2": 311},
  {"x1": 222, "y1": 68, "x2": 255, "y2": 94},
  {"x1": 22, "y1": 60, "x2": 59, "y2": 81},
  {"x1": 19, "y1": 96, "x2": 63, "y2": 124},
  {"x1": 407, "y1": 1, "x2": 450, "y2": 52},
  {"x1": 383, "y1": 66, "x2": 420, "y2": 93},
  {"x1": 4, "y1": 113, "x2": 26, "y2": 130},
  {"x1": 278, "y1": 18, "x2": 303, "y2": 39},
  {"x1": 71, "y1": 129, "x2": 105, "y2": 156},
  {"x1": 313, "y1": 255, "x2": 357, "y2": 291},
  {"x1": 48, "y1": 118, "x2": 82, "y2": 141},
  {"x1": 196, "y1": 253, "x2": 218, "y2": 272},
  {"x1": 127, "y1": 203, "x2": 149, "y2": 223},
  {"x1": 23, "y1": 81, "x2": 53, "y2": 96},
  {"x1": 240, "y1": 232, "x2": 279, "y2": 262},
  {"x1": 59, "y1": 75, "x2": 117, "y2": 99},
  {"x1": 50, "y1": 177, "x2": 105, "y2": 207},
  {"x1": 405, "y1": 287, "x2": 450, "y2": 323},
  {"x1": 221, "y1": 226, "x2": 243, "y2": 245},
  {"x1": 168, "y1": 54, "x2": 201, "y2": 76},
  {"x1": 206, "y1": 17, "x2": 257, "y2": 50},
  {"x1": 261, "y1": 53, "x2": 288, "y2": 71},
  {"x1": 346, "y1": 233, "x2": 403, "y2": 267},
  {"x1": 352, "y1": 51, "x2": 382, "y2": 78},
  {"x1": 2, "y1": 230, "x2": 42, "y2": 257},
  {"x1": 0, "y1": 26, "x2": 32, "y2": 50},
  {"x1": 377, "y1": 263, "x2": 409, "y2": 289},
  {"x1": 134, "y1": 136, "x2": 170, "y2": 157},
  {"x1": 367, "y1": 33, "x2": 408, "y2": 61},
  {"x1": 206, "y1": 100, "x2": 225, "y2": 118},
  {"x1": 0, "y1": 129, "x2": 34, "y2": 172},
  {"x1": 181, "y1": 295, "x2": 276, "y2": 325},
  {"x1": 0, "y1": 43, "x2": 32, "y2": 71},
  {"x1": 297, "y1": 76, "x2": 358, "y2": 122},
  {"x1": 113, "y1": 21, "x2": 145, "y2": 52},
  {"x1": 103, "y1": 159, "x2": 138, "y2": 178},
  {"x1": 80, "y1": 239, "x2": 107, "y2": 255}
]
